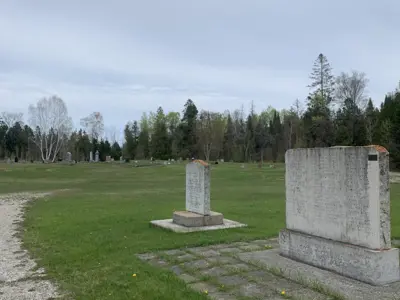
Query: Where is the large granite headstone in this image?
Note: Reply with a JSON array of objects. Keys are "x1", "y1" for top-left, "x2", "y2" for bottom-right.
[
  {"x1": 95, "y1": 150, "x2": 99, "y2": 162},
  {"x1": 280, "y1": 145, "x2": 400, "y2": 285},
  {"x1": 66, "y1": 152, "x2": 72, "y2": 162},
  {"x1": 89, "y1": 151, "x2": 93, "y2": 162}
]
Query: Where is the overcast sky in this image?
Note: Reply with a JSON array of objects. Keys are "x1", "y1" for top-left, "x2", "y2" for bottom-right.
[{"x1": 1, "y1": 0, "x2": 399, "y2": 137}]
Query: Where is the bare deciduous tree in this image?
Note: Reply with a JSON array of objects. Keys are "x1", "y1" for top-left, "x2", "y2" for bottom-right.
[
  {"x1": 80, "y1": 112, "x2": 104, "y2": 140},
  {"x1": 0, "y1": 112, "x2": 23, "y2": 132},
  {"x1": 197, "y1": 111, "x2": 225, "y2": 161},
  {"x1": 335, "y1": 70, "x2": 369, "y2": 109},
  {"x1": 28, "y1": 96, "x2": 73, "y2": 162},
  {"x1": 105, "y1": 125, "x2": 119, "y2": 144}
]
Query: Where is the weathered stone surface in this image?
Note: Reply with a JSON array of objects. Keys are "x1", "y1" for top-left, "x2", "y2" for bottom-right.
[
  {"x1": 294, "y1": 288, "x2": 330, "y2": 300},
  {"x1": 279, "y1": 229, "x2": 400, "y2": 285},
  {"x1": 175, "y1": 253, "x2": 196, "y2": 262},
  {"x1": 150, "y1": 218, "x2": 247, "y2": 233},
  {"x1": 238, "y1": 244, "x2": 262, "y2": 251},
  {"x1": 170, "y1": 265, "x2": 184, "y2": 275},
  {"x1": 173, "y1": 211, "x2": 223, "y2": 227},
  {"x1": 217, "y1": 275, "x2": 249, "y2": 286},
  {"x1": 245, "y1": 270, "x2": 278, "y2": 282},
  {"x1": 199, "y1": 266, "x2": 230, "y2": 277},
  {"x1": 239, "y1": 249, "x2": 400, "y2": 300},
  {"x1": 285, "y1": 146, "x2": 390, "y2": 249},
  {"x1": 206, "y1": 256, "x2": 240, "y2": 265},
  {"x1": 186, "y1": 248, "x2": 220, "y2": 257},
  {"x1": 163, "y1": 249, "x2": 186, "y2": 256},
  {"x1": 186, "y1": 160, "x2": 210, "y2": 215},
  {"x1": 236, "y1": 282, "x2": 274, "y2": 298},
  {"x1": 188, "y1": 282, "x2": 217, "y2": 293},
  {"x1": 148, "y1": 259, "x2": 169, "y2": 268},
  {"x1": 218, "y1": 247, "x2": 242, "y2": 254},
  {"x1": 183, "y1": 259, "x2": 210, "y2": 270},
  {"x1": 224, "y1": 263, "x2": 252, "y2": 272},
  {"x1": 207, "y1": 291, "x2": 237, "y2": 300}
]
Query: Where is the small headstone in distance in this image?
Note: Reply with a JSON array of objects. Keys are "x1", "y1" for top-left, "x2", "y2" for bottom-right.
[
  {"x1": 14, "y1": 157, "x2": 19, "y2": 163},
  {"x1": 215, "y1": 161, "x2": 218, "y2": 164}
]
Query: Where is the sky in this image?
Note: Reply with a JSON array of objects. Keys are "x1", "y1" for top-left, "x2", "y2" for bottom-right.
[{"x1": 1, "y1": 0, "x2": 400, "y2": 139}]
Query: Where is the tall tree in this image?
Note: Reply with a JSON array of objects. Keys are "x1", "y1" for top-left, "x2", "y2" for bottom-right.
[
  {"x1": 178, "y1": 99, "x2": 198, "y2": 158},
  {"x1": 335, "y1": 70, "x2": 369, "y2": 109},
  {"x1": 80, "y1": 112, "x2": 105, "y2": 140},
  {"x1": 137, "y1": 113, "x2": 150, "y2": 159},
  {"x1": 151, "y1": 107, "x2": 170, "y2": 159},
  {"x1": 0, "y1": 112, "x2": 23, "y2": 133},
  {"x1": 223, "y1": 114, "x2": 234, "y2": 161},
  {"x1": 364, "y1": 99, "x2": 379, "y2": 144},
  {"x1": 28, "y1": 96, "x2": 73, "y2": 162},
  {"x1": 308, "y1": 53, "x2": 335, "y2": 104}
]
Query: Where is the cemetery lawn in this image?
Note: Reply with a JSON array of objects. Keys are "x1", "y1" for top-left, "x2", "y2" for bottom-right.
[{"x1": 1, "y1": 163, "x2": 400, "y2": 300}]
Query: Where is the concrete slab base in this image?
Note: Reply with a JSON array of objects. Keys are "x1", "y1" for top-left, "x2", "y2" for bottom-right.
[
  {"x1": 150, "y1": 218, "x2": 247, "y2": 233},
  {"x1": 279, "y1": 229, "x2": 400, "y2": 285},
  {"x1": 172, "y1": 211, "x2": 223, "y2": 227},
  {"x1": 238, "y1": 249, "x2": 400, "y2": 300}
]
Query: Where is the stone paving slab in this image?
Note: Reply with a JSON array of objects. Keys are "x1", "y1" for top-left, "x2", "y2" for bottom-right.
[
  {"x1": 239, "y1": 248, "x2": 400, "y2": 300},
  {"x1": 136, "y1": 238, "x2": 338, "y2": 299}
]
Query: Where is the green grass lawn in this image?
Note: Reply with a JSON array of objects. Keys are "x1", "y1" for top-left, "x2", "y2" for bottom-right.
[{"x1": 0, "y1": 162, "x2": 399, "y2": 300}]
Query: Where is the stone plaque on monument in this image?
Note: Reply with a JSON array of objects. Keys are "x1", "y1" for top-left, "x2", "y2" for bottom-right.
[
  {"x1": 280, "y1": 145, "x2": 399, "y2": 285},
  {"x1": 185, "y1": 160, "x2": 210, "y2": 215}
]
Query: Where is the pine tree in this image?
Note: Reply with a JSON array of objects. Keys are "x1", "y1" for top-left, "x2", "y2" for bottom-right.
[
  {"x1": 178, "y1": 99, "x2": 198, "y2": 158},
  {"x1": 151, "y1": 107, "x2": 170, "y2": 159},
  {"x1": 308, "y1": 53, "x2": 335, "y2": 104}
]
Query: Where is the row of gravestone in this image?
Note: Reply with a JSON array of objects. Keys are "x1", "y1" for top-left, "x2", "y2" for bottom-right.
[{"x1": 151, "y1": 145, "x2": 400, "y2": 286}]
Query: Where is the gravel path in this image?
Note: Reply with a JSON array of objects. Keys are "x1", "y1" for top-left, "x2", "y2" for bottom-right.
[{"x1": 0, "y1": 192, "x2": 60, "y2": 300}]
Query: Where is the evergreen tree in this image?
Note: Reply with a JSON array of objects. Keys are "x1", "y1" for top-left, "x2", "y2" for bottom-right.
[
  {"x1": 178, "y1": 99, "x2": 198, "y2": 158},
  {"x1": 151, "y1": 107, "x2": 170, "y2": 159},
  {"x1": 308, "y1": 53, "x2": 335, "y2": 104}
]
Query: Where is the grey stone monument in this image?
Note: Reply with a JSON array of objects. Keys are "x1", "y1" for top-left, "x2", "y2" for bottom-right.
[
  {"x1": 95, "y1": 150, "x2": 99, "y2": 162},
  {"x1": 89, "y1": 151, "x2": 93, "y2": 162},
  {"x1": 66, "y1": 152, "x2": 72, "y2": 162},
  {"x1": 150, "y1": 159, "x2": 247, "y2": 232},
  {"x1": 280, "y1": 145, "x2": 399, "y2": 285}
]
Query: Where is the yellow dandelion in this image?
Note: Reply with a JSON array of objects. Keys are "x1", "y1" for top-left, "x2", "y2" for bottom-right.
[
  {"x1": 132, "y1": 273, "x2": 137, "y2": 277},
  {"x1": 204, "y1": 290, "x2": 208, "y2": 294},
  {"x1": 281, "y1": 290, "x2": 286, "y2": 295}
]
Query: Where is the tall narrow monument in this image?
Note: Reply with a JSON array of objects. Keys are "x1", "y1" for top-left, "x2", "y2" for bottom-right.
[
  {"x1": 172, "y1": 159, "x2": 223, "y2": 227},
  {"x1": 150, "y1": 159, "x2": 247, "y2": 232}
]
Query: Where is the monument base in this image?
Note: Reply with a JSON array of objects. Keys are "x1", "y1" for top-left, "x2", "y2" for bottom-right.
[
  {"x1": 238, "y1": 249, "x2": 400, "y2": 300},
  {"x1": 150, "y1": 218, "x2": 247, "y2": 233},
  {"x1": 279, "y1": 229, "x2": 400, "y2": 285},
  {"x1": 172, "y1": 211, "x2": 223, "y2": 227}
]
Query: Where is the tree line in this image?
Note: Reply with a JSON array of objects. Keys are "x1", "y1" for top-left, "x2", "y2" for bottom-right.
[{"x1": 2, "y1": 53, "x2": 400, "y2": 168}]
